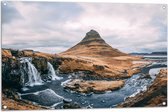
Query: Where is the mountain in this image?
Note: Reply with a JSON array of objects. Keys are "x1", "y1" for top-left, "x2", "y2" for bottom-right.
[
  {"x1": 60, "y1": 29, "x2": 127, "y2": 57},
  {"x1": 150, "y1": 52, "x2": 167, "y2": 55},
  {"x1": 130, "y1": 53, "x2": 150, "y2": 55},
  {"x1": 58, "y1": 30, "x2": 141, "y2": 79},
  {"x1": 130, "y1": 51, "x2": 167, "y2": 56}
]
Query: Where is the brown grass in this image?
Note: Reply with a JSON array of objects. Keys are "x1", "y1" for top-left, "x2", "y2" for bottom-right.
[{"x1": 65, "y1": 79, "x2": 125, "y2": 93}]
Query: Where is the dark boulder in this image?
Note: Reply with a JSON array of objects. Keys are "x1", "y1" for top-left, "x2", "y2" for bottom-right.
[
  {"x1": 31, "y1": 57, "x2": 49, "y2": 81},
  {"x1": 32, "y1": 57, "x2": 48, "y2": 74},
  {"x1": 10, "y1": 49, "x2": 20, "y2": 57},
  {"x1": 62, "y1": 102, "x2": 81, "y2": 109},
  {"x1": 2, "y1": 57, "x2": 22, "y2": 88},
  {"x1": 138, "y1": 74, "x2": 152, "y2": 80}
]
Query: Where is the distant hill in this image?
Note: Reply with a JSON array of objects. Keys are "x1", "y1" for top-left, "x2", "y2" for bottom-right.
[
  {"x1": 150, "y1": 52, "x2": 167, "y2": 55},
  {"x1": 130, "y1": 51, "x2": 167, "y2": 56},
  {"x1": 60, "y1": 29, "x2": 127, "y2": 57}
]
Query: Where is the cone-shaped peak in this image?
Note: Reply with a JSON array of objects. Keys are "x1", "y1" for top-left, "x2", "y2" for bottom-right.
[
  {"x1": 82, "y1": 29, "x2": 102, "y2": 42},
  {"x1": 86, "y1": 29, "x2": 99, "y2": 36},
  {"x1": 60, "y1": 29, "x2": 127, "y2": 57}
]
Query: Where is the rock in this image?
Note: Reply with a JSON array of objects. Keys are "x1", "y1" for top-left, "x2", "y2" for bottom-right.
[
  {"x1": 2, "y1": 48, "x2": 62, "y2": 86},
  {"x1": 86, "y1": 105, "x2": 92, "y2": 108},
  {"x1": 2, "y1": 49, "x2": 63, "y2": 109},
  {"x1": 117, "y1": 69, "x2": 167, "y2": 107},
  {"x1": 159, "y1": 69, "x2": 167, "y2": 76},
  {"x1": 20, "y1": 50, "x2": 34, "y2": 57},
  {"x1": 64, "y1": 79, "x2": 125, "y2": 93},
  {"x1": 82, "y1": 29, "x2": 102, "y2": 42},
  {"x1": 62, "y1": 102, "x2": 81, "y2": 109},
  {"x1": 2, "y1": 94, "x2": 46, "y2": 110},
  {"x1": 2, "y1": 56, "x2": 22, "y2": 88},
  {"x1": 2, "y1": 88, "x2": 20, "y2": 100},
  {"x1": 138, "y1": 74, "x2": 152, "y2": 80},
  {"x1": 49, "y1": 58, "x2": 62, "y2": 70},
  {"x1": 63, "y1": 98, "x2": 72, "y2": 103},
  {"x1": 32, "y1": 57, "x2": 48, "y2": 73},
  {"x1": 101, "y1": 100, "x2": 105, "y2": 103},
  {"x1": 2, "y1": 88, "x2": 46, "y2": 110},
  {"x1": 2, "y1": 49, "x2": 12, "y2": 58},
  {"x1": 127, "y1": 68, "x2": 141, "y2": 77},
  {"x1": 10, "y1": 49, "x2": 20, "y2": 57},
  {"x1": 32, "y1": 57, "x2": 48, "y2": 81}
]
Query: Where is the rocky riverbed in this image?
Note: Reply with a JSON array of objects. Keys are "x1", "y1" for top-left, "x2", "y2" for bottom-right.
[{"x1": 117, "y1": 69, "x2": 167, "y2": 107}]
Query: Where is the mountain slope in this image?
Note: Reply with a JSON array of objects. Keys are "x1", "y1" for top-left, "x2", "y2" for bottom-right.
[
  {"x1": 60, "y1": 30, "x2": 127, "y2": 57},
  {"x1": 58, "y1": 30, "x2": 142, "y2": 79}
]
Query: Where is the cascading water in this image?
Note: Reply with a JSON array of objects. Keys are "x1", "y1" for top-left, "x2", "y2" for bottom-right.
[
  {"x1": 20, "y1": 57, "x2": 43, "y2": 86},
  {"x1": 47, "y1": 62, "x2": 62, "y2": 80}
]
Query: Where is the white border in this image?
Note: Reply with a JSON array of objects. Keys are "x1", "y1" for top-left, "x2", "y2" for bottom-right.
[
  {"x1": 0, "y1": 0, "x2": 168, "y2": 4},
  {"x1": 0, "y1": 0, "x2": 168, "y2": 112}
]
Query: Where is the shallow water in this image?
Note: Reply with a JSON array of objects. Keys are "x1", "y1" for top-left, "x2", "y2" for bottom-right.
[{"x1": 19, "y1": 56, "x2": 167, "y2": 109}]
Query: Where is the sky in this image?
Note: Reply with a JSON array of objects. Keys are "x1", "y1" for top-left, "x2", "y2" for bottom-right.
[{"x1": 2, "y1": 1, "x2": 167, "y2": 54}]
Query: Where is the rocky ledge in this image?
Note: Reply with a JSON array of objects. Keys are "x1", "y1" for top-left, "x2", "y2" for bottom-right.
[
  {"x1": 2, "y1": 48, "x2": 62, "y2": 88},
  {"x1": 2, "y1": 48, "x2": 61, "y2": 110},
  {"x1": 2, "y1": 88, "x2": 46, "y2": 110},
  {"x1": 64, "y1": 79, "x2": 125, "y2": 93},
  {"x1": 117, "y1": 69, "x2": 167, "y2": 107},
  {"x1": 2, "y1": 95, "x2": 45, "y2": 110}
]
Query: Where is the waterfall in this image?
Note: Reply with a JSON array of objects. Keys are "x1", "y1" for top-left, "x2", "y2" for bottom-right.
[
  {"x1": 47, "y1": 62, "x2": 62, "y2": 80},
  {"x1": 20, "y1": 58, "x2": 43, "y2": 86}
]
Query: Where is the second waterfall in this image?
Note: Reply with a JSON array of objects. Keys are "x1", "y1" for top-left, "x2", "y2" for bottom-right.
[{"x1": 47, "y1": 62, "x2": 62, "y2": 80}]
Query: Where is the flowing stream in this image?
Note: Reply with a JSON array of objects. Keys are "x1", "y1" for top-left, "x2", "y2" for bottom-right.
[{"x1": 18, "y1": 55, "x2": 167, "y2": 109}]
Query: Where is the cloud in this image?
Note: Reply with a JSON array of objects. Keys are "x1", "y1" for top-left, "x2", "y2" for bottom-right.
[
  {"x1": 63, "y1": 3, "x2": 167, "y2": 53},
  {"x1": 2, "y1": 2, "x2": 23, "y2": 24},
  {"x1": 2, "y1": 2, "x2": 167, "y2": 53}
]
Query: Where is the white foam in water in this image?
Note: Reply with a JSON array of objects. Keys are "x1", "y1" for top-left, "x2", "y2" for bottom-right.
[
  {"x1": 51, "y1": 102, "x2": 63, "y2": 109},
  {"x1": 126, "y1": 67, "x2": 166, "y2": 99},
  {"x1": 105, "y1": 90, "x2": 112, "y2": 93},
  {"x1": 20, "y1": 89, "x2": 47, "y2": 96},
  {"x1": 45, "y1": 89, "x2": 64, "y2": 99},
  {"x1": 142, "y1": 86, "x2": 147, "y2": 91},
  {"x1": 47, "y1": 62, "x2": 63, "y2": 80},
  {"x1": 20, "y1": 89, "x2": 65, "y2": 107},
  {"x1": 68, "y1": 75, "x2": 72, "y2": 78},
  {"x1": 128, "y1": 89, "x2": 141, "y2": 98},
  {"x1": 149, "y1": 67, "x2": 167, "y2": 79},
  {"x1": 20, "y1": 58, "x2": 43, "y2": 87},
  {"x1": 21, "y1": 87, "x2": 29, "y2": 91},
  {"x1": 129, "y1": 85, "x2": 147, "y2": 98},
  {"x1": 20, "y1": 89, "x2": 64, "y2": 99},
  {"x1": 149, "y1": 67, "x2": 166, "y2": 75},
  {"x1": 61, "y1": 79, "x2": 72, "y2": 86}
]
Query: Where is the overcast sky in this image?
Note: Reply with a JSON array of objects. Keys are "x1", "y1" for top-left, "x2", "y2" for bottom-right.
[{"x1": 2, "y1": 1, "x2": 167, "y2": 54}]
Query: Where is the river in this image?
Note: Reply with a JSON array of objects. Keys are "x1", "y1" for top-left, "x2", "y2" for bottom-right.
[{"x1": 18, "y1": 55, "x2": 167, "y2": 109}]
